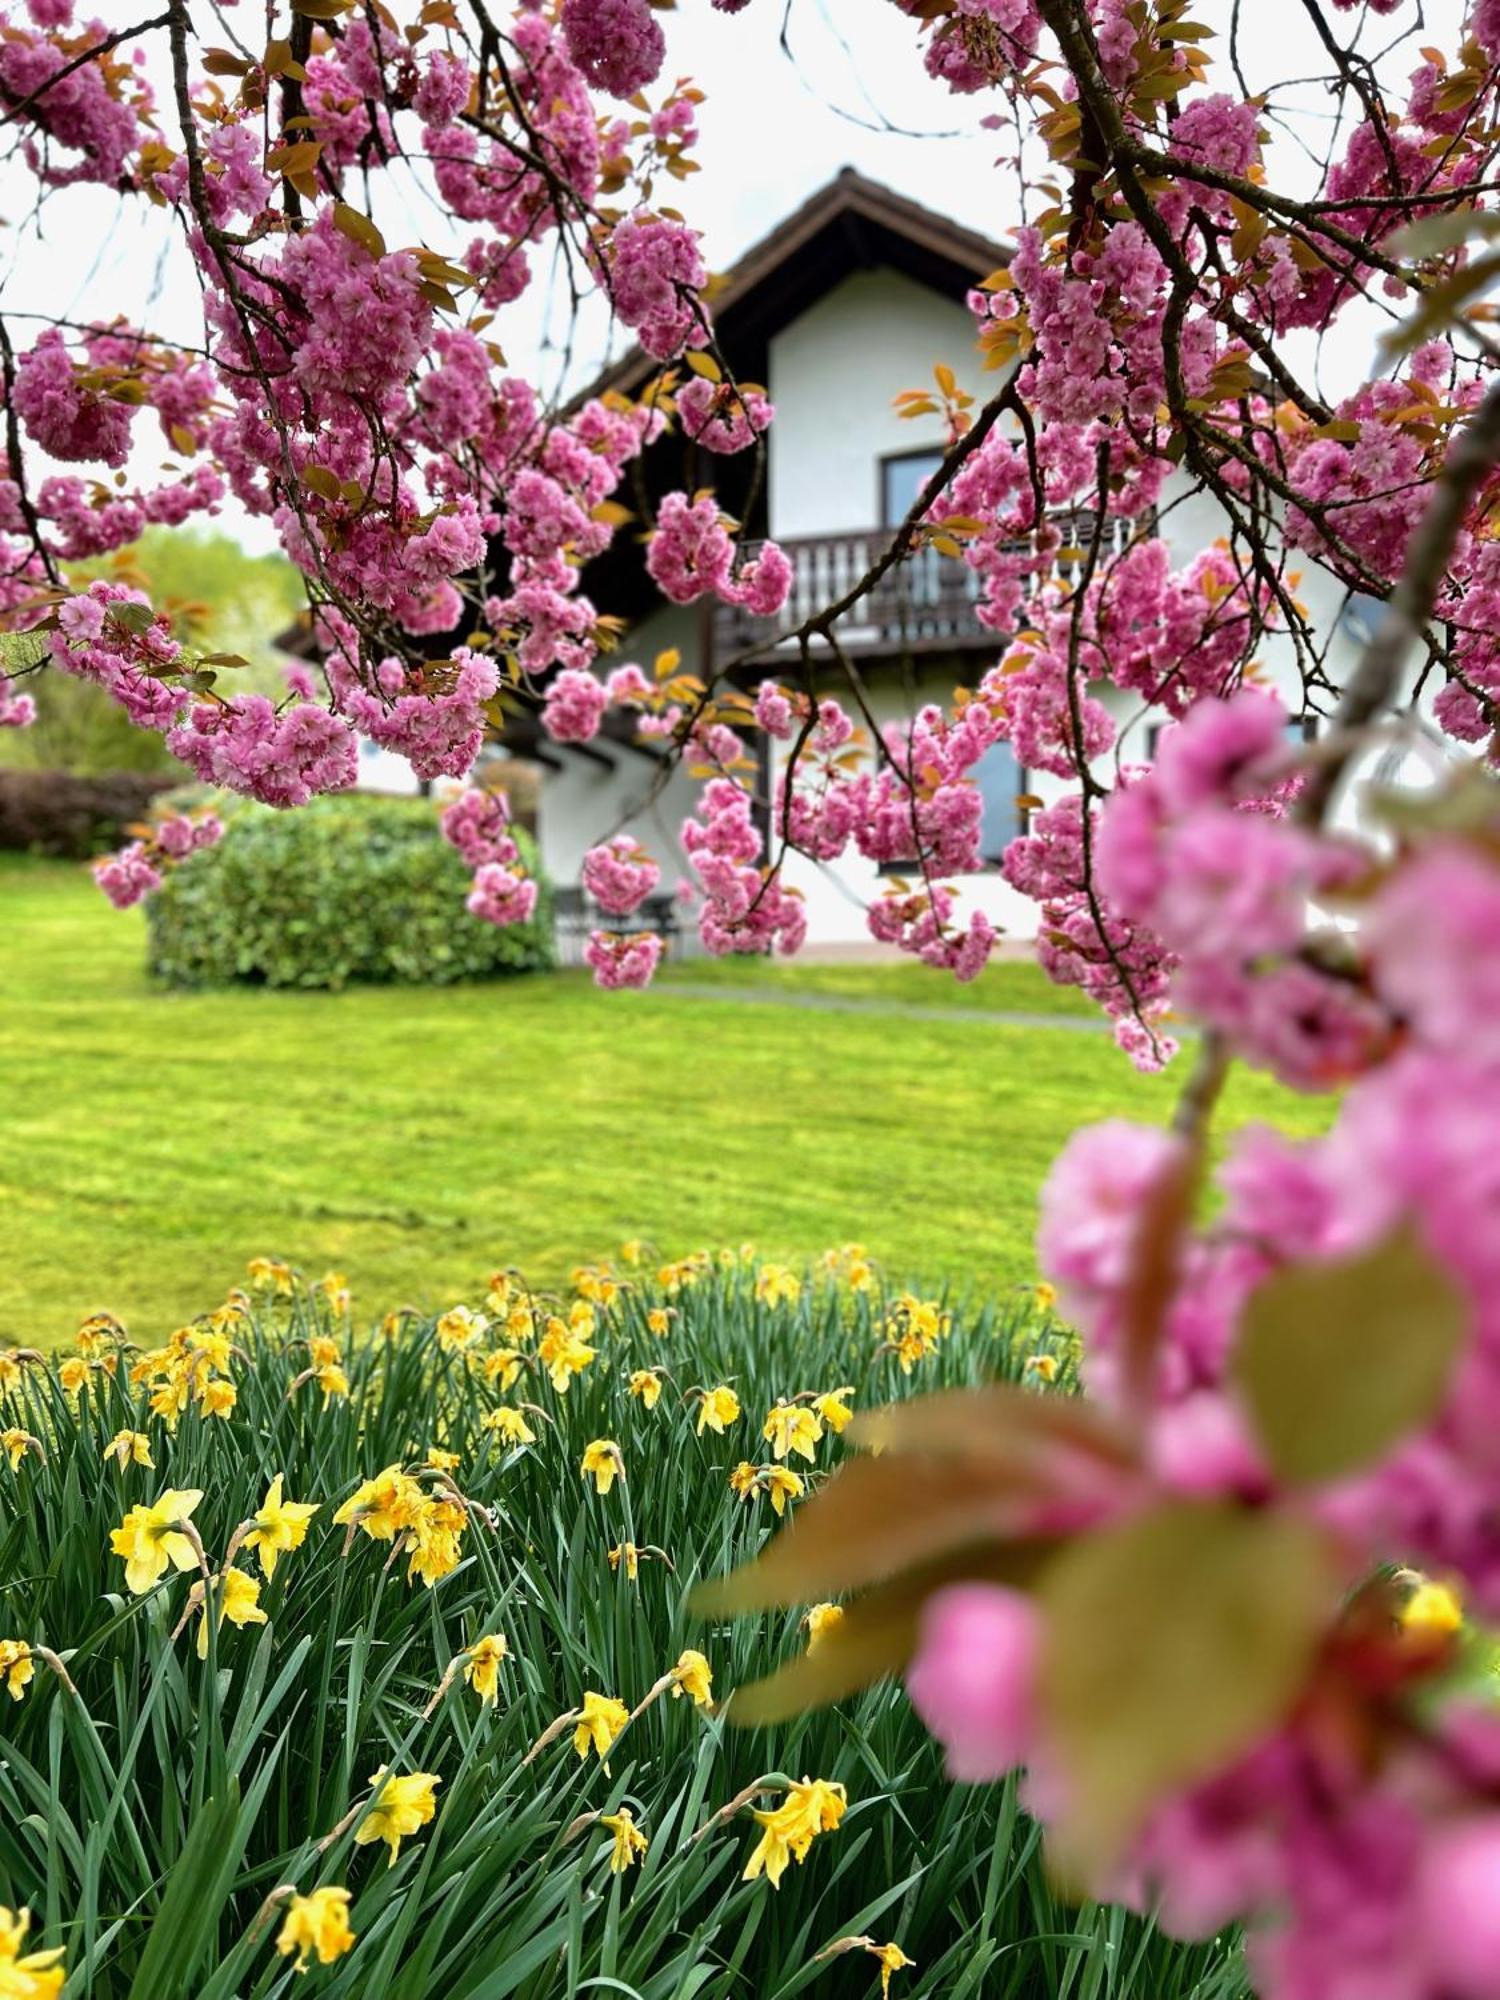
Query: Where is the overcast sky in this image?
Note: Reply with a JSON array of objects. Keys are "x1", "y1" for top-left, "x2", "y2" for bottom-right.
[{"x1": 0, "y1": 0, "x2": 1469, "y2": 552}]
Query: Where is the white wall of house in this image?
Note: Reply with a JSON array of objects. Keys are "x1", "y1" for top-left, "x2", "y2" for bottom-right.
[{"x1": 766, "y1": 268, "x2": 984, "y2": 538}]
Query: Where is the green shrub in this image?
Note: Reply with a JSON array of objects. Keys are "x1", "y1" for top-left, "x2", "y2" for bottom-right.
[
  {"x1": 0, "y1": 1256, "x2": 1242, "y2": 1999},
  {"x1": 145, "y1": 792, "x2": 554, "y2": 989}
]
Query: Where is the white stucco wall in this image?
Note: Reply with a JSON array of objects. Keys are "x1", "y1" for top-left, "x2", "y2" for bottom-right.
[{"x1": 766, "y1": 267, "x2": 985, "y2": 538}]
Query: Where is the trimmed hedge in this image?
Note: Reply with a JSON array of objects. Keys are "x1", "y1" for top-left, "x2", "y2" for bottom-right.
[
  {"x1": 0, "y1": 767, "x2": 175, "y2": 858},
  {"x1": 146, "y1": 792, "x2": 554, "y2": 989}
]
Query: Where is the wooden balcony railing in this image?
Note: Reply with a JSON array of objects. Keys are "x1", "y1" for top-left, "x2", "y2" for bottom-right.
[{"x1": 709, "y1": 510, "x2": 1142, "y2": 670}]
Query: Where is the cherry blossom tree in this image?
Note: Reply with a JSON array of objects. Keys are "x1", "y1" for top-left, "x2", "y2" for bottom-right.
[{"x1": 8, "y1": 2, "x2": 1500, "y2": 1993}]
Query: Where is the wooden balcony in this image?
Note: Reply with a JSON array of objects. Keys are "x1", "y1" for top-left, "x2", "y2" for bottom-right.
[{"x1": 709, "y1": 511, "x2": 1141, "y2": 670}]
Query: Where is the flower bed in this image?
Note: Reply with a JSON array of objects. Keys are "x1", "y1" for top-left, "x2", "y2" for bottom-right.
[{"x1": 0, "y1": 1251, "x2": 1240, "y2": 1997}]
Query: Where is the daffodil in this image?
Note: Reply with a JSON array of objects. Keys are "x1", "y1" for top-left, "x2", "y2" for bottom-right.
[
  {"x1": 872, "y1": 1942, "x2": 913, "y2": 1995},
  {"x1": 482, "y1": 1347, "x2": 526, "y2": 1390},
  {"x1": 580, "y1": 1439, "x2": 624, "y2": 1496},
  {"x1": 425, "y1": 1447, "x2": 461, "y2": 1472},
  {"x1": 600, "y1": 1806, "x2": 648, "y2": 1873},
  {"x1": 803, "y1": 1602, "x2": 844, "y2": 1651},
  {"x1": 195, "y1": 1565, "x2": 268, "y2": 1658},
  {"x1": 573, "y1": 1266, "x2": 619, "y2": 1307},
  {"x1": 76, "y1": 1312, "x2": 124, "y2": 1354},
  {"x1": 356, "y1": 1769, "x2": 440, "y2": 1867},
  {"x1": 620, "y1": 1238, "x2": 644, "y2": 1267},
  {"x1": 0, "y1": 1641, "x2": 33, "y2": 1703},
  {"x1": 242, "y1": 1474, "x2": 318, "y2": 1581},
  {"x1": 247, "y1": 1256, "x2": 295, "y2": 1295},
  {"x1": 1024, "y1": 1352, "x2": 1059, "y2": 1385},
  {"x1": 670, "y1": 1649, "x2": 713, "y2": 1707},
  {"x1": 763, "y1": 1402, "x2": 823, "y2": 1463},
  {"x1": 316, "y1": 1360, "x2": 351, "y2": 1400},
  {"x1": 435, "y1": 1305, "x2": 487, "y2": 1353},
  {"x1": 812, "y1": 1387, "x2": 855, "y2": 1434},
  {"x1": 574, "y1": 1691, "x2": 629, "y2": 1765},
  {"x1": 728, "y1": 1461, "x2": 759, "y2": 1499},
  {"x1": 646, "y1": 1307, "x2": 672, "y2": 1337},
  {"x1": 199, "y1": 1376, "x2": 237, "y2": 1419},
  {"x1": 481, "y1": 1406, "x2": 535, "y2": 1445},
  {"x1": 538, "y1": 1318, "x2": 597, "y2": 1393},
  {"x1": 0, "y1": 1431, "x2": 36, "y2": 1472},
  {"x1": 695, "y1": 1385, "x2": 741, "y2": 1435},
  {"x1": 186, "y1": 1327, "x2": 233, "y2": 1372},
  {"x1": 308, "y1": 1335, "x2": 341, "y2": 1369},
  {"x1": 0, "y1": 1906, "x2": 64, "y2": 1997},
  {"x1": 463, "y1": 1632, "x2": 508, "y2": 1704},
  {"x1": 0, "y1": 1353, "x2": 22, "y2": 1395},
  {"x1": 110, "y1": 1489, "x2": 203, "y2": 1595},
  {"x1": 744, "y1": 1778, "x2": 846, "y2": 1886},
  {"x1": 319, "y1": 1271, "x2": 351, "y2": 1314},
  {"x1": 103, "y1": 1430, "x2": 153, "y2": 1471},
  {"x1": 57, "y1": 1357, "x2": 89, "y2": 1401},
  {"x1": 608, "y1": 1542, "x2": 639, "y2": 1580},
  {"x1": 628, "y1": 1369, "x2": 663, "y2": 1410},
  {"x1": 764, "y1": 1467, "x2": 804, "y2": 1517},
  {"x1": 276, "y1": 1886, "x2": 355, "y2": 1971},
  {"x1": 406, "y1": 1497, "x2": 467, "y2": 1587},
  {"x1": 1402, "y1": 1578, "x2": 1464, "y2": 1640},
  {"x1": 334, "y1": 1467, "x2": 424, "y2": 1544},
  {"x1": 486, "y1": 1270, "x2": 514, "y2": 1310},
  {"x1": 754, "y1": 1264, "x2": 801, "y2": 1308}
]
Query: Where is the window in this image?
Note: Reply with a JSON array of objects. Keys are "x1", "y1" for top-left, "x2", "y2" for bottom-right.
[
  {"x1": 974, "y1": 739, "x2": 1027, "y2": 860},
  {"x1": 881, "y1": 448, "x2": 945, "y2": 526}
]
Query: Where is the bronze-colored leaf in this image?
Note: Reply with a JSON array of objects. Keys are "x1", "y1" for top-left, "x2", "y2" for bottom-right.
[
  {"x1": 850, "y1": 1381, "x2": 1135, "y2": 1469},
  {"x1": 1039, "y1": 1500, "x2": 1333, "y2": 1877},
  {"x1": 725, "y1": 1539, "x2": 1062, "y2": 1725},
  {"x1": 332, "y1": 202, "x2": 386, "y2": 260},
  {"x1": 1233, "y1": 1224, "x2": 1467, "y2": 1486},
  {"x1": 690, "y1": 1451, "x2": 1055, "y2": 1617}
]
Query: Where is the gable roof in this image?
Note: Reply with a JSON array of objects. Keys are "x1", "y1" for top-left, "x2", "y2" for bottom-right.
[{"x1": 579, "y1": 166, "x2": 1011, "y2": 407}]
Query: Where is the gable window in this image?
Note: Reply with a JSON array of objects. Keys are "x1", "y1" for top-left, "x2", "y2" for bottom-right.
[{"x1": 881, "y1": 448, "x2": 945, "y2": 526}]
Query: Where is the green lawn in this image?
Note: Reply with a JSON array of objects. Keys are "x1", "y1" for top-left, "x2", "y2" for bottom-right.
[{"x1": 1, "y1": 857, "x2": 1329, "y2": 1338}]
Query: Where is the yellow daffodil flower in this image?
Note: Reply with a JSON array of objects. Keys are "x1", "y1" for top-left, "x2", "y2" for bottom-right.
[
  {"x1": 628, "y1": 1369, "x2": 663, "y2": 1410},
  {"x1": 76, "y1": 1312, "x2": 124, "y2": 1354},
  {"x1": 580, "y1": 1440, "x2": 624, "y2": 1496},
  {"x1": 505, "y1": 1301, "x2": 536, "y2": 1343},
  {"x1": 186, "y1": 1327, "x2": 233, "y2": 1372},
  {"x1": 247, "y1": 1257, "x2": 295, "y2": 1295},
  {"x1": 1024, "y1": 1352, "x2": 1059, "y2": 1384},
  {"x1": 608, "y1": 1543, "x2": 639, "y2": 1580},
  {"x1": 812, "y1": 1387, "x2": 855, "y2": 1434},
  {"x1": 406, "y1": 1498, "x2": 467, "y2": 1587},
  {"x1": 57, "y1": 1357, "x2": 89, "y2": 1401},
  {"x1": 538, "y1": 1319, "x2": 597, "y2": 1393},
  {"x1": 308, "y1": 1335, "x2": 341, "y2": 1369},
  {"x1": 0, "y1": 1353, "x2": 22, "y2": 1395},
  {"x1": 695, "y1": 1385, "x2": 741, "y2": 1435},
  {"x1": 103, "y1": 1430, "x2": 153, "y2": 1471},
  {"x1": 435, "y1": 1305, "x2": 486, "y2": 1353},
  {"x1": 463, "y1": 1633, "x2": 508, "y2": 1704},
  {"x1": 196, "y1": 1565, "x2": 267, "y2": 1658},
  {"x1": 574, "y1": 1691, "x2": 629, "y2": 1765},
  {"x1": 754, "y1": 1265, "x2": 800, "y2": 1308},
  {"x1": 481, "y1": 1406, "x2": 536, "y2": 1445},
  {"x1": 356, "y1": 1769, "x2": 440, "y2": 1866},
  {"x1": 873, "y1": 1941, "x2": 913, "y2": 1994},
  {"x1": 0, "y1": 1642, "x2": 33, "y2": 1703},
  {"x1": 425, "y1": 1447, "x2": 461, "y2": 1472},
  {"x1": 763, "y1": 1403, "x2": 822, "y2": 1463},
  {"x1": 764, "y1": 1467, "x2": 805, "y2": 1517},
  {"x1": 0, "y1": 1431, "x2": 35, "y2": 1472},
  {"x1": 334, "y1": 1467, "x2": 424, "y2": 1544},
  {"x1": 1402, "y1": 1578, "x2": 1464, "y2": 1640},
  {"x1": 243, "y1": 1474, "x2": 318, "y2": 1581},
  {"x1": 199, "y1": 1377, "x2": 237, "y2": 1420},
  {"x1": 646, "y1": 1307, "x2": 672, "y2": 1337},
  {"x1": 482, "y1": 1347, "x2": 526, "y2": 1390},
  {"x1": 318, "y1": 1272, "x2": 351, "y2": 1314},
  {"x1": 728, "y1": 1461, "x2": 759, "y2": 1499},
  {"x1": 670, "y1": 1649, "x2": 713, "y2": 1707},
  {"x1": 0, "y1": 1906, "x2": 64, "y2": 1997},
  {"x1": 1034, "y1": 1280, "x2": 1059, "y2": 1312},
  {"x1": 572, "y1": 1267, "x2": 619, "y2": 1308},
  {"x1": 803, "y1": 1603, "x2": 844, "y2": 1652},
  {"x1": 316, "y1": 1361, "x2": 350, "y2": 1400},
  {"x1": 111, "y1": 1489, "x2": 203, "y2": 1596},
  {"x1": 276, "y1": 1886, "x2": 355, "y2": 1971},
  {"x1": 620, "y1": 1239, "x2": 644, "y2": 1267},
  {"x1": 600, "y1": 1806, "x2": 648, "y2": 1873},
  {"x1": 485, "y1": 1270, "x2": 513, "y2": 1310},
  {"x1": 743, "y1": 1777, "x2": 847, "y2": 1886}
]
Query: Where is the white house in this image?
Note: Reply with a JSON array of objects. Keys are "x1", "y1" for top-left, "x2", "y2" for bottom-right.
[{"x1": 497, "y1": 168, "x2": 1381, "y2": 953}]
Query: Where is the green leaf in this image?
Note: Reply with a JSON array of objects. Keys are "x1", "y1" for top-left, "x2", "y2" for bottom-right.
[
  {"x1": 1039, "y1": 1500, "x2": 1333, "y2": 1877},
  {"x1": 1233, "y1": 1224, "x2": 1467, "y2": 1485}
]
